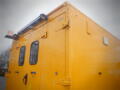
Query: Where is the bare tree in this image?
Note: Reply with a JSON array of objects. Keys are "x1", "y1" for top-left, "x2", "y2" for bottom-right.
[{"x1": 0, "y1": 49, "x2": 10, "y2": 69}]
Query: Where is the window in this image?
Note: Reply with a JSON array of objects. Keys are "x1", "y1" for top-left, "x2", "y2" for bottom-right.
[
  {"x1": 19, "y1": 46, "x2": 26, "y2": 66},
  {"x1": 29, "y1": 41, "x2": 39, "y2": 65}
]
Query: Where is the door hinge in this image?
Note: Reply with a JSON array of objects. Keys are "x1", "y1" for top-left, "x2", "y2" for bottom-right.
[
  {"x1": 56, "y1": 79, "x2": 71, "y2": 86},
  {"x1": 62, "y1": 24, "x2": 69, "y2": 29},
  {"x1": 41, "y1": 32, "x2": 48, "y2": 39},
  {"x1": 61, "y1": 80, "x2": 71, "y2": 86}
]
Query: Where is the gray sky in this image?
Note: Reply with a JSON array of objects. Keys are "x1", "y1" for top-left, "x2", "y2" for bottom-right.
[{"x1": 0, "y1": 0, "x2": 120, "y2": 53}]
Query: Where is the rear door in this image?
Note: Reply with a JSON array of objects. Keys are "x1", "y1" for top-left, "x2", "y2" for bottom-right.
[
  {"x1": 27, "y1": 12, "x2": 69, "y2": 90},
  {"x1": 28, "y1": 28, "x2": 67, "y2": 90},
  {"x1": 6, "y1": 43, "x2": 28, "y2": 90},
  {"x1": 14, "y1": 43, "x2": 28, "y2": 90},
  {"x1": 27, "y1": 40, "x2": 41, "y2": 90}
]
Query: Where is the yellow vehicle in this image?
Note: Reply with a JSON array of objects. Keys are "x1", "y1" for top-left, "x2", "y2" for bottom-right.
[{"x1": 5, "y1": 2, "x2": 120, "y2": 90}]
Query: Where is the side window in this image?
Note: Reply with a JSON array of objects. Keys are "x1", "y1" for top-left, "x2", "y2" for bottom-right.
[
  {"x1": 29, "y1": 41, "x2": 39, "y2": 65},
  {"x1": 19, "y1": 46, "x2": 26, "y2": 66}
]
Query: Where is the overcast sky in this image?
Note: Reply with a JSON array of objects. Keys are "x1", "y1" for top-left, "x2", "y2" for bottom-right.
[{"x1": 0, "y1": 0, "x2": 120, "y2": 53}]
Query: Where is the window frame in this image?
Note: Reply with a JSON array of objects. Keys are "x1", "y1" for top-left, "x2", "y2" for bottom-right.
[
  {"x1": 18, "y1": 46, "x2": 26, "y2": 66},
  {"x1": 29, "y1": 40, "x2": 39, "y2": 65}
]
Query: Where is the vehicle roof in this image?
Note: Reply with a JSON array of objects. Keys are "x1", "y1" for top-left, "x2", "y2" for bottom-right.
[{"x1": 17, "y1": 2, "x2": 68, "y2": 36}]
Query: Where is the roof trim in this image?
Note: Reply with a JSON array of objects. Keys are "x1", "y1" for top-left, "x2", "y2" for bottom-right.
[
  {"x1": 17, "y1": 14, "x2": 48, "y2": 35},
  {"x1": 17, "y1": 2, "x2": 69, "y2": 36}
]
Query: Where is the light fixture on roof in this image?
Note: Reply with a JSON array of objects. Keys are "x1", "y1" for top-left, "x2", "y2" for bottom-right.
[
  {"x1": 5, "y1": 31, "x2": 19, "y2": 40},
  {"x1": 39, "y1": 14, "x2": 48, "y2": 21}
]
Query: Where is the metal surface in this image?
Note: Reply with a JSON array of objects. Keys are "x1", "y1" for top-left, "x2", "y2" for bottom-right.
[{"x1": 6, "y1": 2, "x2": 120, "y2": 90}]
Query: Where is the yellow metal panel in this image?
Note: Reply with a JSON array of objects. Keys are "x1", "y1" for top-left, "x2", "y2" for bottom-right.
[
  {"x1": 68, "y1": 4, "x2": 120, "y2": 90},
  {"x1": 6, "y1": 2, "x2": 120, "y2": 90}
]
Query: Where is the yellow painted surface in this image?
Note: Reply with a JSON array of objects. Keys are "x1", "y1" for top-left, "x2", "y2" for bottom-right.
[{"x1": 6, "y1": 2, "x2": 120, "y2": 90}]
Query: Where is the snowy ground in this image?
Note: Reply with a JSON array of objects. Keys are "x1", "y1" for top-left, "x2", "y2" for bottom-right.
[{"x1": 0, "y1": 77, "x2": 6, "y2": 90}]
